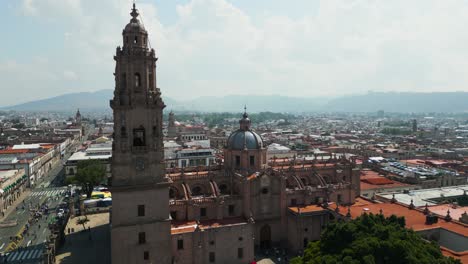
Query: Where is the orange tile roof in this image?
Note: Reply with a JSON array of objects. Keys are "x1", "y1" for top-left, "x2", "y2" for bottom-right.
[
  {"x1": 339, "y1": 198, "x2": 468, "y2": 262},
  {"x1": 360, "y1": 169, "x2": 412, "y2": 190},
  {"x1": 288, "y1": 205, "x2": 327, "y2": 214},
  {"x1": 0, "y1": 149, "x2": 29, "y2": 154},
  {"x1": 362, "y1": 177, "x2": 394, "y2": 185}
]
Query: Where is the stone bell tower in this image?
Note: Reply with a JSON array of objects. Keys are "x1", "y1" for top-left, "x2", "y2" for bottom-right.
[{"x1": 110, "y1": 4, "x2": 171, "y2": 264}]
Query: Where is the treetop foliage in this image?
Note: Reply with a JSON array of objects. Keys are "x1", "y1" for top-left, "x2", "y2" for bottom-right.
[{"x1": 291, "y1": 213, "x2": 460, "y2": 264}]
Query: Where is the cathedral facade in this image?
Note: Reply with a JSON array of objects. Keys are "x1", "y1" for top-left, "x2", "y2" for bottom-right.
[{"x1": 110, "y1": 5, "x2": 360, "y2": 264}]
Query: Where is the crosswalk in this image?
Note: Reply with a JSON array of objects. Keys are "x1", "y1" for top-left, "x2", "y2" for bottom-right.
[
  {"x1": 30, "y1": 188, "x2": 66, "y2": 198},
  {"x1": 2, "y1": 244, "x2": 43, "y2": 263}
]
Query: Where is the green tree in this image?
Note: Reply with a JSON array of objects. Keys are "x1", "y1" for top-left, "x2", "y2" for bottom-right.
[
  {"x1": 291, "y1": 214, "x2": 460, "y2": 264},
  {"x1": 68, "y1": 160, "x2": 106, "y2": 198},
  {"x1": 76, "y1": 216, "x2": 90, "y2": 230}
]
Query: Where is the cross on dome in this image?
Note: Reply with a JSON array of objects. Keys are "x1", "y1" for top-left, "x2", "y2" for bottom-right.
[{"x1": 131, "y1": 2, "x2": 139, "y2": 19}]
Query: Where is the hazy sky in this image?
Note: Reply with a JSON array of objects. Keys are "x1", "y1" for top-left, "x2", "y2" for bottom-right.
[{"x1": 1, "y1": 0, "x2": 468, "y2": 106}]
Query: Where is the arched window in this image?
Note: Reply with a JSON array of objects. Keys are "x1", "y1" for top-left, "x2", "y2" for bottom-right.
[
  {"x1": 169, "y1": 188, "x2": 176, "y2": 199},
  {"x1": 192, "y1": 186, "x2": 202, "y2": 196},
  {"x1": 134, "y1": 36, "x2": 138, "y2": 44},
  {"x1": 219, "y1": 184, "x2": 228, "y2": 195},
  {"x1": 135, "y1": 73, "x2": 141, "y2": 87},
  {"x1": 133, "y1": 126, "x2": 145, "y2": 146}
]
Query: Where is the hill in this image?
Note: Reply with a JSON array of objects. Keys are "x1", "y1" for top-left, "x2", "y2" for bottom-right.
[
  {"x1": 325, "y1": 92, "x2": 468, "y2": 113},
  {"x1": 2, "y1": 90, "x2": 468, "y2": 113},
  {"x1": 1, "y1": 90, "x2": 177, "y2": 112}
]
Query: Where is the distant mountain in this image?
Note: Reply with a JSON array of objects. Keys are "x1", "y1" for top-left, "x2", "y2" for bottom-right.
[
  {"x1": 324, "y1": 92, "x2": 468, "y2": 113},
  {"x1": 170, "y1": 95, "x2": 329, "y2": 112},
  {"x1": 3, "y1": 90, "x2": 468, "y2": 113},
  {"x1": 1, "y1": 90, "x2": 177, "y2": 112}
]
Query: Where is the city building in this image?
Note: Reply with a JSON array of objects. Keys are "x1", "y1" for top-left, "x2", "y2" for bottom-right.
[
  {"x1": 65, "y1": 140, "x2": 112, "y2": 178},
  {"x1": 0, "y1": 168, "x2": 27, "y2": 215}
]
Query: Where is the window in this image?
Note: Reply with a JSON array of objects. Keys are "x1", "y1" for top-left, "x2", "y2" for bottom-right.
[
  {"x1": 138, "y1": 205, "x2": 145, "y2": 217},
  {"x1": 209, "y1": 252, "x2": 215, "y2": 263},
  {"x1": 138, "y1": 232, "x2": 146, "y2": 244},
  {"x1": 301, "y1": 178, "x2": 307, "y2": 186},
  {"x1": 143, "y1": 251, "x2": 149, "y2": 260},
  {"x1": 303, "y1": 238, "x2": 309, "y2": 248},
  {"x1": 228, "y1": 205, "x2": 235, "y2": 216},
  {"x1": 135, "y1": 73, "x2": 141, "y2": 87},
  {"x1": 337, "y1": 194, "x2": 342, "y2": 203},
  {"x1": 238, "y1": 248, "x2": 243, "y2": 259},
  {"x1": 177, "y1": 239, "x2": 184, "y2": 250},
  {"x1": 291, "y1": 199, "x2": 297, "y2": 206},
  {"x1": 170, "y1": 211, "x2": 177, "y2": 220},
  {"x1": 133, "y1": 127, "x2": 145, "y2": 146},
  {"x1": 235, "y1": 156, "x2": 240, "y2": 167},
  {"x1": 125, "y1": 36, "x2": 129, "y2": 44},
  {"x1": 219, "y1": 184, "x2": 228, "y2": 195},
  {"x1": 261, "y1": 188, "x2": 268, "y2": 194},
  {"x1": 152, "y1": 126, "x2": 157, "y2": 137},
  {"x1": 250, "y1": 156, "x2": 255, "y2": 166},
  {"x1": 121, "y1": 126, "x2": 127, "y2": 137},
  {"x1": 200, "y1": 207, "x2": 207, "y2": 217},
  {"x1": 134, "y1": 36, "x2": 138, "y2": 44},
  {"x1": 192, "y1": 186, "x2": 202, "y2": 196}
]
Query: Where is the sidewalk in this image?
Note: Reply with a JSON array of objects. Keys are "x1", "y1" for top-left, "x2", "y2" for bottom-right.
[{"x1": 56, "y1": 212, "x2": 110, "y2": 264}]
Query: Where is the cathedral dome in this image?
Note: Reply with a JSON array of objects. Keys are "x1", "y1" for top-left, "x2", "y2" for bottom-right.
[
  {"x1": 125, "y1": 19, "x2": 146, "y2": 32},
  {"x1": 227, "y1": 130, "x2": 263, "y2": 150},
  {"x1": 226, "y1": 109, "x2": 263, "y2": 150}
]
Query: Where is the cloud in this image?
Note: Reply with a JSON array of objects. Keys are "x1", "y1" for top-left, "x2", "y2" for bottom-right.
[
  {"x1": 63, "y1": 70, "x2": 78, "y2": 81},
  {"x1": 3, "y1": 0, "x2": 468, "y2": 106}
]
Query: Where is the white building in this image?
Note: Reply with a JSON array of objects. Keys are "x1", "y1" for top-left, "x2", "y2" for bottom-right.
[{"x1": 267, "y1": 143, "x2": 297, "y2": 160}]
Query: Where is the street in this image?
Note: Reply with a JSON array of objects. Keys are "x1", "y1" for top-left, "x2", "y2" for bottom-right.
[{"x1": 0, "y1": 134, "x2": 87, "y2": 263}]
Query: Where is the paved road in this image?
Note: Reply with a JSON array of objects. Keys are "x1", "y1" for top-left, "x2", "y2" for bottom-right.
[
  {"x1": 0, "y1": 151, "x2": 72, "y2": 253},
  {"x1": 0, "y1": 127, "x2": 90, "y2": 262}
]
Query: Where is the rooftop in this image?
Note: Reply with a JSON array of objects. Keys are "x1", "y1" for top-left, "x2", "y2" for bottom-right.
[
  {"x1": 380, "y1": 185, "x2": 468, "y2": 207},
  {"x1": 338, "y1": 198, "x2": 468, "y2": 262},
  {"x1": 67, "y1": 151, "x2": 111, "y2": 162}
]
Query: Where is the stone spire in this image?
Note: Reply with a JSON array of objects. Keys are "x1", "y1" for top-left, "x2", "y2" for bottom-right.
[{"x1": 445, "y1": 209, "x2": 452, "y2": 221}]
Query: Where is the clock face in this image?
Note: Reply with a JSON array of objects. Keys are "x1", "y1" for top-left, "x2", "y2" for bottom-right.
[{"x1": 135, "y1": 158, "x2": 145, "y2": 171}]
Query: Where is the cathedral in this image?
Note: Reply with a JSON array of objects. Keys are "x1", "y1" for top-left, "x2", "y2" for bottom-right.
[{"x1": 110, "y1": 4, "x2": 360, "y2": 264}]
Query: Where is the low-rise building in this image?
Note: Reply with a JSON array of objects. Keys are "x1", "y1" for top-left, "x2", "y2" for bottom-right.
[
  {"x1": 0, "y1": 169, "x2": 27, "y2": 215},
  {"x1": 65, "y1": 141, "x2": 112, "y2": 178}
]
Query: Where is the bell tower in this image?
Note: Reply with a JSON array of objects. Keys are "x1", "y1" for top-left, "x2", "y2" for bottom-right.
[{"x1": 110, "y1": 4, "x2": 171, "y2": 264}]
